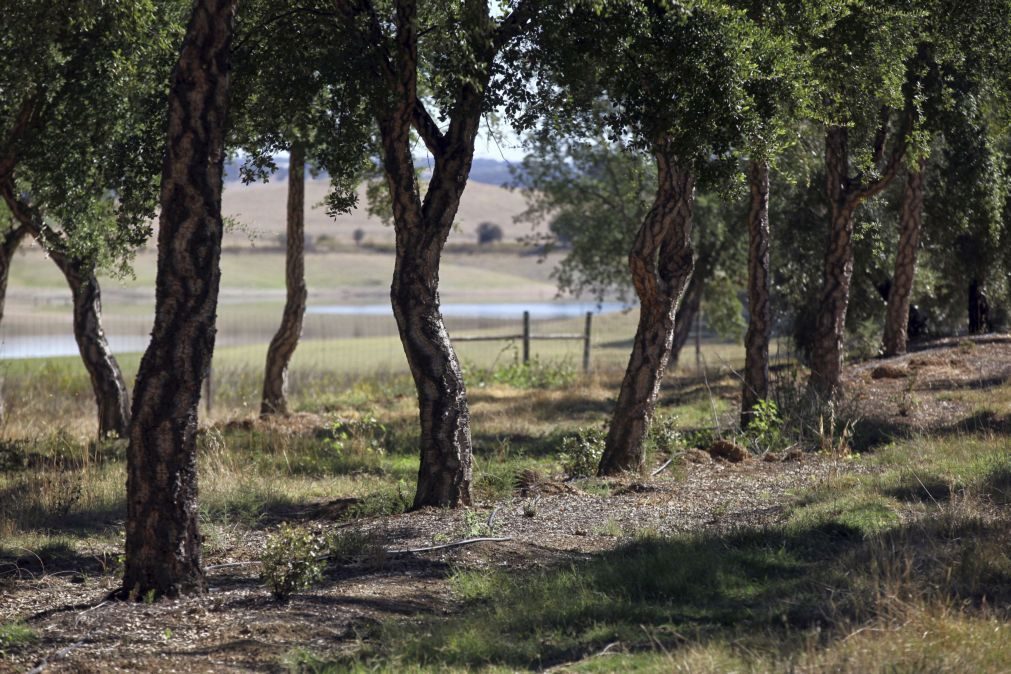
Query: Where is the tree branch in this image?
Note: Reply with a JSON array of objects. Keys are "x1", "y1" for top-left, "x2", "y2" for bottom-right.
[
  {"x1": 493, "y1": 0, "x2": 537, "y2": 50},
  {"x1": 333, "y1": 0, "x2": 397, "y2": 82},
  {"x1": 413, "y1": 99, "x2": 446, "y2": 155},
  {"x1": 0, "y1": 95, "x2": 38, "y2": 182},
  {"x1": 853, "y1": 107, "x2": 914, "y2": 202}
]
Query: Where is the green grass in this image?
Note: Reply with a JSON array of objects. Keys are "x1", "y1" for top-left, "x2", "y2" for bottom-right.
[
  {"x1": 280, "y1": 430, "x2": 1011, "y2": 673},
  {"x1": 5, "y1": 335, "x2": 1010, "y2": 672},
  {"x1": 7, "y1": 248, "x2": 557, "y2": 296},
  {"x1": 0, "y1": 622, "x2": 37, "y2": 656}
]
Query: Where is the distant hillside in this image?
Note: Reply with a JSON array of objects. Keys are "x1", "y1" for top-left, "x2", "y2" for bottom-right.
[
  {"x1": 223, "y1": 156, "x2": 521, "y2": 188},
  {"x1": 220, "y1": 174, "x2": 540, "y2": 248}
]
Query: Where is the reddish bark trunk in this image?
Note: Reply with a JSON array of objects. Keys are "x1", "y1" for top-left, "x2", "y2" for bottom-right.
[
  {"x1": 670, "y1": 271, "x2": 703, "y2": 368},
  {"x1": 122, "y1": 0, "x2": 236, "y2": 599},
  {"x1": 883, "y1": 160, "x2": 925, "y2": 356},
  {"x1": 741, "y1": 159, "x2": 771, "y2": 428},
  {"x1": 809, "y1": 125, "x2": 904, "y2": 400},
  {"x1": 1, "y1": 184, "x2": 129, "y2": 437},
  {"x1": 598, "y1": 147, "x2": 695, "y2": 475},
  {"x1": 261, "y1": 142, "x2": 307, "y2": 416}
]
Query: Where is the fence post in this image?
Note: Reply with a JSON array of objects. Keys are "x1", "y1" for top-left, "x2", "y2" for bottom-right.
[
  {"x1": 582, "y1": 311, "x2": 592, "y2": 373},
  {"x1": 522, "y1": 311, "x2": 530, "y2": 364}
]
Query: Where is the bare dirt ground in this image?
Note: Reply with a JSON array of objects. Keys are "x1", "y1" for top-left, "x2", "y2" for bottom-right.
[{"x1": 3, "y1": 335, "x2": 1010, "y2": 673}]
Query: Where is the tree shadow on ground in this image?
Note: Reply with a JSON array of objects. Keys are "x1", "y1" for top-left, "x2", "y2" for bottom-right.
[
  {"x1": 0, "y1": 539, "x2": 116, "y2": 579},
  {"x1": 348, "y1": 514, "x2": 1011, "y2": 671}
]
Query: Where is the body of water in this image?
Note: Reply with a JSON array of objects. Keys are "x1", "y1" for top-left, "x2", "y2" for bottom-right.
[
  {"x1": 306, "y1": 301, "x2": 629, "y2": 319},
  {"x1": 1, "y1": 301, "x2": 632, "y2": 360},
  {"x1": 0, "y1": 336, "x2": 152, "y2": 360}
]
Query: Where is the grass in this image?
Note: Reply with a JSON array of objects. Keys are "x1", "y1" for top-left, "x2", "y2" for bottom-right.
[
  {"x1": 7, "y1": 246, "x2": 557, "y2": 296},
  {"x1": 288, "y1": 429, "x2": 1011, "y2": 673},
  {"x1": 3, "y1": 327, "x2": 1010, "y2": 671}
]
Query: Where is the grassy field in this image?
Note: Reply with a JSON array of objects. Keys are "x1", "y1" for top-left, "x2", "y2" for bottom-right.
[
  {"x1": 1, "y1": 208, "x2": 1008, "y2": 671},
  {"x1": 5, "y1": 246, "x2": 560, "y2": 297},
  {"x1": 1, "y1": 343, "x2": 1010, "y2": 671}
]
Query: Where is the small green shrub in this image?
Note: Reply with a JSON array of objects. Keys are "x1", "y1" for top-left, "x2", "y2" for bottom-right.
[
  {"x1": 457, "y1": 508, "x2": 498, "y2": 538},
  {"x1": 744, "y1": 399, "x2": 784, "y2": 451},
  {"x1": 0, "y1": 622, "x2": 37, "y2": 656},
  {"x1": 261, "y1": 523, "x2": 330, "y2": 600},
  {"x1": 345, "y1": 481, "x2": 412, "y2": 520},
  {"x1": 561, "y1": 427, "x2": 606, "y2": 478},
  {"x1": 469, "y1": 352, "x2": 577, "y2": 390},
  {"x1": 645, "y1": 413, "x2": 681, "y2": 455}
]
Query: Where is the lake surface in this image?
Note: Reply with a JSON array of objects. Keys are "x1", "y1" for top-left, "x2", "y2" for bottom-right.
[
  {"x1": 307, "y1": 301, "x2": 629, "y2": 319},
  {"x1": 0, "y1": 336, "x2": 152, "y2": 360},
  {"x1": 0, "y1": 301, "x2": 633, "y2": 360}
]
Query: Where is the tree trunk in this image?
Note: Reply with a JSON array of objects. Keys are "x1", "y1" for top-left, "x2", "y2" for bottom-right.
[
  {"x1": 0, "y1": 223, "x2": 28, "y2": 324},
  {"x1": 598, "y1": 148, "x2": 695, "y2": 475},
  {"x1": 0, "y1": 223, "x2": 27, "y2": 421},
  {"x1": 260, "y1": 142, "x2": 306, "y2": 417},
  {"x1": 46, "y1": 245, "x2": 131, "y2": 437},
  {"x1": 392, "y1": 224, "x2": 473, "y2": 508},
  {"x1": 809, "y1": 127, "x2": 863, "y2": 401},
  {"x1": 809, "y1": 122, "x2": 906, "y2": 400},
  {"x1": 383, "y1": 120, "x2": 478, "y2": 509},
  {"x1": 883, "y1": 160, "x2": 925, "y2": 356},
  {"x1": 670, "y1": 272, "x2": 703, "y2": 368},
  {"x1": 122, "y1": 0, "x2": 235, "y2": 600},
  {"x1": 968, "y1": 278, "x2": 990, "y2": 334},
  {"x1": 0, "y1": 186, "x2": 129, "y2": 437},
  {"x1": 741, "y1": 159, "x2": 771, "y2": 428},
  {"x1": 367, "y1": 0, "x2": 496, "y2": 509}
]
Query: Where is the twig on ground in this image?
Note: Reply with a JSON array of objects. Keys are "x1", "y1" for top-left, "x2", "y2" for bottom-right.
[
  {"x1": 74, "y1": 601, "x2": 109, "y2": 626},
  {"x1": 486, "y1": 506, "x2": 501, "y2": 530},
  {"x1": 26, "y1": 639, "x2": 85, "y2": 674},
  {"x1": 206, "y1": 561, "x2": 263, "y2": 571},
  {"x1": 389, "y1": 537, "x2": 513, "y2": 555},
  {"x1": 651, "y1": 458, "x2": 674, "y2": 476}
]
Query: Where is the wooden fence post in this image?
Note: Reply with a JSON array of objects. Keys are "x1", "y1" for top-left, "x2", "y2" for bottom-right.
[
  {"x1": 522, "y1": 311, "x2": 530, "y2": 364},
  {"x1": 582, "y1": 311, "x2": 592, "y2": 373}
]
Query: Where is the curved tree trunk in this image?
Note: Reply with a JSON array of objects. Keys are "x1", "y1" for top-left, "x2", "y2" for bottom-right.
[
  {"x1": 883, "y1": 160, "x2": 925, "y2": 356},
  {"x1": 46, "y1": 246, "x2": 130, "y2": 438},
  {"x1": 0, "y1": 223, "x2": 29, "y2": 324},
  {"x1": 0, "y1": 223, "x2": 28, "y2": 422},
  {"x1": 598, "y1": 148, "x2": 695, "y2": 476},
  {"x1": 968, "y1": 279, "x2": 990, "y2": 334},
  {"x1": 741, "y1": 159, "x2": 771, "y2": 428},
  {"x1": 809, "y1": 119, "x2": 907, "y2": 400},
  {"x1": 367, "y1": 0, "x2": 505, "y2": 509},
  {"x1": 384, "y1": 120, "x2": 477, "y2": 509},
  {"x1": 669, "y1": 271, "x2": 703, "y2": 369},
  {"x1": 0, "y1": 185, "x2": 129, "y2": 437},
  {"x1": 261, "y1": 142, "x2": 306, "y2": 417},
  {"x1": 392, "y1": 224, "x2": 473, "y2": 508},
  {"x1": 123, "y1": 0, "x2": 235, "y2": 600}
]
